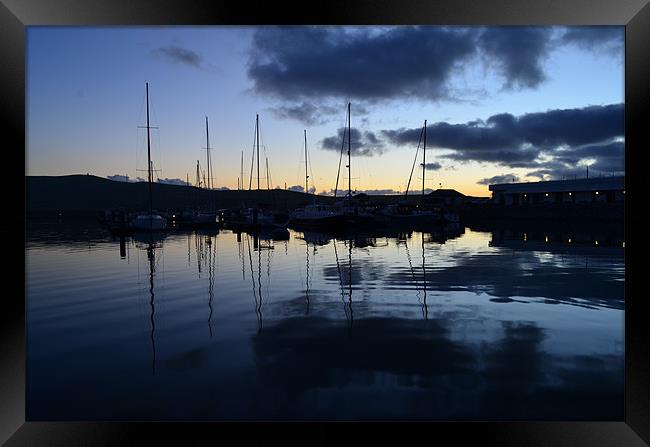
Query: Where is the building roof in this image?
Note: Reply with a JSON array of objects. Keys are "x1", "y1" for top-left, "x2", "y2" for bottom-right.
[
  {"x1": 428, "y1": 189, "x2": 465, "y2": 198},
  {"x1": 489, "y1": 176, "x2": 624, "y2": 194}
]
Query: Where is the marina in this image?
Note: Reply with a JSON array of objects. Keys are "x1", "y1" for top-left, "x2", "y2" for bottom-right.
[{"x1": 23, "y1": 24, "x2": 628, "y2": 427}]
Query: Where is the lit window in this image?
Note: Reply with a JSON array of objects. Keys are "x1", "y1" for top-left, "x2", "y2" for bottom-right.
[
  {"x1": 623, "y1": 190, "x2": 625, "y2": 194},
  {"x1": 545, "y1": 235, "x2": 549, "y2": 243},
  {"x1": 568, "y1": 192, "x2": 572, "y2": 196},
  {"x1": 595, "y1": 191, "x2": 599, "y2": 195},
  {"x1": 545, "y1": 193, "x2": 549, "y2": 197},
  {"x1": 595, "y1": 240, "x2": 599, "y2": 245},
  {"x1": 568, "y1": 238, "x2": 572, "y2": 243},
  {"x1": 622, "y1": 241, "x2": 625, "y2": 248}
]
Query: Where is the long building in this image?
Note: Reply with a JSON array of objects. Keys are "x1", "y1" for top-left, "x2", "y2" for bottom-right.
[{"x1": 489, "y1": 176, "x2": 625, "y2": 206}]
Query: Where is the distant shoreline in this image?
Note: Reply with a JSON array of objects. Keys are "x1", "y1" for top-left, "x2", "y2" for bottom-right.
[{"x1": 26, "y1": 175, "x2": 623, "y2": 223}]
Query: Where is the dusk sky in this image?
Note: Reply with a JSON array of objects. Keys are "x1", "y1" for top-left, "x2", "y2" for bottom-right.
[{"x1": 26, "y1": 26, "x2": 624, "y2": 197}]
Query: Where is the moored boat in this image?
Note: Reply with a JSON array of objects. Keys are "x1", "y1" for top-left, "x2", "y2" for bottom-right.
[{"x1": 129, "y1": 82, "x2": 168, "y2": 232}]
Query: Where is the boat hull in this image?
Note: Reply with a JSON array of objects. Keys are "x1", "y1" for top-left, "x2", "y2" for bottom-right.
[
  {"x1": 289, "y1": 214, "x2": 347, "y2": 228},
  {"x1": 131, "y1": 215, "x2": 168, "y2": 231}
]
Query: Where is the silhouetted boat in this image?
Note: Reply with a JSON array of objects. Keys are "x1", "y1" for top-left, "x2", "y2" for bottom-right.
[
  {"x1": 104, "y1": 208, "x2": 136, "y2": 235},
  {"x1": 226, "y1": 206, "x2": 287, "y2": 230},
  {"x1": 290, "y1": 203, "x2": 346, "y2": 227},
  {"x1": 376, "y1": 119, "x2": 441, "y2": 225},
  {"x1": 332, "y1": 102, "x2": 376, "y2": 227},
  {"x1": 288, "y1": 132, "x2": 346, "y2": 227},
  {"x1": 130, "y1": 82, "x2": 167, "y2": 232}
]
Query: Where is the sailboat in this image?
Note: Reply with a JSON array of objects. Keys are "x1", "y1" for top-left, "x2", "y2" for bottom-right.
[
  {"x1": 131, "y1": 82, "x2": 168, "y2": 231},
  {"x1": 377, "y1": 119, "x2": 441, "y2": 226},
  {"x1": 289, "y1": 129, "x2": 346, "y2": 228},
  {"x1": 332, "y1": 102, "x2": 374, "y2": 226},
  {"x1": 187, "y1": 116, "x2": 218, "y2": 228},
  {"x1": 234, "y1": 114, "x2": 282, "y2": 229}
]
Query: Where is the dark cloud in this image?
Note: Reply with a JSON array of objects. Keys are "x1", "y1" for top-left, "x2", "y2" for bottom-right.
[
  {"x1": 381, "y1": 103, "x2": 624, "y2": 174},
  {"x1": 269, "y1": 102, "x2": 339, "y2": 125},
  {"x1": 477, "y1": 174, "x2": 520, "y2": 185},
  {"x1": 153, "y1": 46, "x2": 204, "y2": 69},
  {"x1": 517, "y1": 104, "x2": 624, "y2": 149},
  {"x1": 478, "y1": 27, "x2": 553, "y2": 89},
  {"x1": 444, "y1": 148, "x2": 541, "y2": 164},
  {"x1": 553, "y1": 141, "x2": 624, "y2": 166},
  {"x1": 248, "y1": 26, "x2": 478, "y2": 103},
  {"x1": 321, "y1": 127, "x2": 386, "y2": 157},
  {"x1": 560, "y1": 26, "x2": 624, "y2": 55},
  {"x1": 384, "y1": 120, "x2": 521, "y2": 152},
  {"x1": 247, "y1": 26, "x2": 623, "y2": 124},
  {"x1": 424, "y1": 162, "x2": 442, "y2": 171}
]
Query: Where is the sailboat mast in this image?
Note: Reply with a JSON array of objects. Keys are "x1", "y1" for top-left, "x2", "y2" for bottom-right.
[
  {"x1": 205, "y1": 116, "x2": 212, "y2": 190},
  {"x1": 256, "y1": 114, "x2": 260, "y2": 190},
  {"x1": 304, "y1": 129, "x2": 308, "y2": 194},
  {"x1": 266, "y1": 157, "x2": 270, "y2": 190},
  {"x1": 146, "y1": 82, "x2": 153, "y2": 215},
  {"x1": 347, "y1": 102, "x2": 351, "y2": 198},
  {"x1": 422, "y1": 119, "x2": 427, "y2": 196},
  {"x1": 240, "y1": 151, "x2": 244, "y2": 191}
]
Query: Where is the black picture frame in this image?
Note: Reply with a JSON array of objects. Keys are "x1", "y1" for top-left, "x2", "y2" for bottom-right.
[{"x1": 5, "y1": 0, "x2": 648, "y2": 444}]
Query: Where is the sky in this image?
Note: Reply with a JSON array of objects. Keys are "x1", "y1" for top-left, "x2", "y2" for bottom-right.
[{"x1": 26, "y1": 26, "x2": 624, "y2": 197}]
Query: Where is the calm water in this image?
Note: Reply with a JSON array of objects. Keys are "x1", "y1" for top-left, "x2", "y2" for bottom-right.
[{"x1": 26, "y1": 219, "x2": 625, "y2": 420}]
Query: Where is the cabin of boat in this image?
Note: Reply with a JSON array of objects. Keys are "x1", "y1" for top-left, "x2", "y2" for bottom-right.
[
  {"x1": 131, "y1": 213, "x2": 168, "y2": 231},
  {"x1": 290, "y1": 204, "x2": 345, "y2": 225}
]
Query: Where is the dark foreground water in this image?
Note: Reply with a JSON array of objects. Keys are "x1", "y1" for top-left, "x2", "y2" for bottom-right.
[{"x1": 26, "y1": 219, "x2": 625, "y2": 420}]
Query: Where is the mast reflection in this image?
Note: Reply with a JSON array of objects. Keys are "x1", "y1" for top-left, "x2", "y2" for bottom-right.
[
  {"x1": 305, "y1": 240, "x2": 311, "y2": 315},
  {"x1": 133, "y1": 232, "x2": 165, "y2": 376},
  {"x1": 246, "y1": 234, "x2": 263, "y2": 333},
  {"x1": 421, "y1": 232, "x2": 428, "y2": 320}
]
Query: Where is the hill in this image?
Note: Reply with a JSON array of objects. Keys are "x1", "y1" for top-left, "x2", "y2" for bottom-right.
[{"x1": 26, "y1": 175, "x2": 336, "y2": 216}]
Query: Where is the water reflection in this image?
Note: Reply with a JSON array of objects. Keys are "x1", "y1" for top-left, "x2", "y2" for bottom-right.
[
  {"x1": 246, "y1": 234, "x2": 264, "y2": 333},
  {"x1": 26, "y1": 219, "x2": 624, "y2": 420},
  {"x1": 133, "y1": 232, "x2": 165, "y2": 376}
]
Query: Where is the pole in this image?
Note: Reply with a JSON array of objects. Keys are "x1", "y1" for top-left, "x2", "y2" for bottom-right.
[
  {"x1": 347, "y1": 102, "x2": 351, "y2": 198},
  {"x1": 266, "y1": 157, "x2": 270, "y2": 190},
  {"x1": 205, "y1": 116, "x2": 212, "y2": 190},
  {"x1": 146, "y1": 82, "x2": 152, "y2": 215},
  {"x1": 304, "y1": 129, "x2": 309, "y2": 194},
  {"x1": 423, "y1": 119, "x2": 427, "y2": 196},
  {"x1": 256, "y1": 114, "x2": 260, "y2": 190}
]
